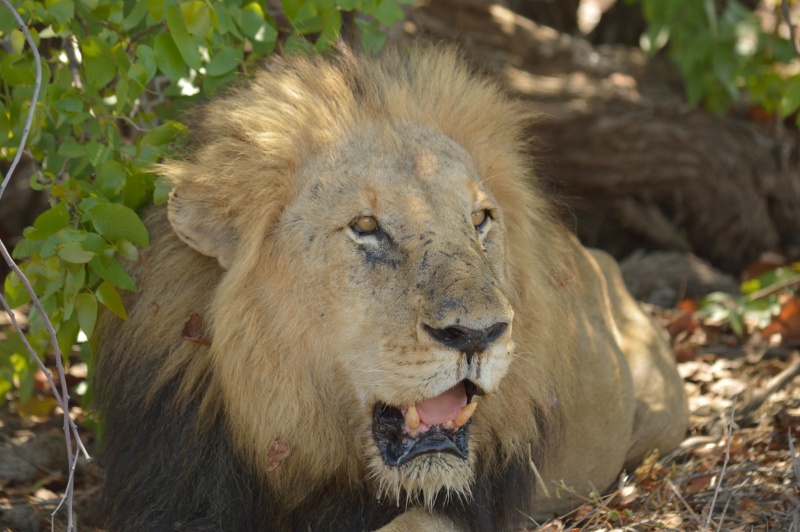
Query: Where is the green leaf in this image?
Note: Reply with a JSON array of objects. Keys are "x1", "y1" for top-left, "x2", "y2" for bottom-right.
[
  {"x1": 181, "y1": 0, "x2": 211, "y2": 37},
  {"x1": 356, "y1": 19, "x2": 386, "y2": 53},
  {"x1": 4, "y1": 272, "x2": 32, "y2": 308},
  {"x1": 90, "y1": 202, "x2": 150, "y2": 248},
  {"x1": 153, "y1": 33, "x2": 187, "y2": 82},
  {"x1": 53, "y1": 96, "x2": 83, "y2": 113},
  {"x1": 75, "y1": 292, "x2": 98, "y2": 337},
  {"x1": 88, "y1": 255, "x2": 137, "y2": 292},
  {"x1": 31, "y1": 203, "x2": 70, "y2": 240},
  {"x1": 136, "y1": 44, "x2": 157, "y2": 82},
  {"x1": 728, "y1": 307, "x2": 744, "y2": 337},
  {"x1": 153, "y1": 175, "x2": 172, "y2": 205},
  {"x1": 147, "y1": 0, "x2": 166, "y2": 21},
  {"x1": 58, "y1": 242, "x2": 96, "y2": 264},
  {"x1": 206, "y1": 46, "x2": 243, "y2": 76},
  {"x1": 96, "y1": 159, "x2": 127, "y2": 196},
  {"x1": 56, "y1": 311, "x2": 81, "y2": 360},
  {"x1": 166, "y1": 4, "x2": 202, "y2": 70},
  {"x1": 122, "y1": 0, "x2": 148, "y2": 30},
  {"x1": 57, "y1": 137, "x2": 86, "y2": 157},
  {"x1": 81, "y1": 35, "x2": 116, "y2": 89},
  {"x1": 115, "y1": 239, "x2": 139, "y2": 261},
  {"x1": 284, "y1": 33, "x2": 314, "y2": 54},
  {"x1": 316, "y1": 10, "x2": 341, "y2": 51},
  {"x1": 142, "y1": 121, "x2": 186, "y2": 146},
  {"x1": 780, "y1": 75, "x2": 800, "y2": 117},
  {"x1": 10, "y1": 29, "x2": 26, "y2": 54},
  {"x1": 241, "y1": 2, "x2": 277, "y2": 52},
  {"x1": 373, "y1": 0, "x2": 404, "y2": 26},
  {"x1": 46, "y1": 0, "x2": 75, "y2": 24},
  {"x1": 96, "y1": 280, "x2": 128, "y2": 320},
  {"x1": 63, "y1": 264, "x2": 86, "y2": 320}
]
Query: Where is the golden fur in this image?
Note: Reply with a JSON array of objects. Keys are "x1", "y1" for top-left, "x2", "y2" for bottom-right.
[{"x1": 95, "y1": 46, "x2": 687, "y2": 530}]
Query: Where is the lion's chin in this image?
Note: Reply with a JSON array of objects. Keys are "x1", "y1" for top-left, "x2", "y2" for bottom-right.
[{"x1": 367, "y1": 447, "x2": 476, "y2": 509}]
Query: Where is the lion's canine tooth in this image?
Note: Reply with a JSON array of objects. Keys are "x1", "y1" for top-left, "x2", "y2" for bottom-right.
[
  {"x1": 406, "y1": 405, "x2": 420, "y2": 430},
  {"x1": 454, "y1": 402, "x2": 477, "y2": 428}
]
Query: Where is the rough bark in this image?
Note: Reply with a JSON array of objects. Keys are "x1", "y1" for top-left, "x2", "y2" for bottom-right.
[{"x1": 406, "y1": 1, "x2": 800, "y2": 273}]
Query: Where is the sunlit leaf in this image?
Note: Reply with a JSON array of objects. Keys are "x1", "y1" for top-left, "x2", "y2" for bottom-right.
[
  {"x1": 96, "y1": 280, "x2": 128, "y2": 320},
  {"x1": 81, "y1": 35, "x2": 115, "y2": 89},
  {"x1": 90, "y1": 202, "x2": 150, "y2": 248},
  {"x1": 76, "y1": 291, "x2": 98, "y2": 337}
]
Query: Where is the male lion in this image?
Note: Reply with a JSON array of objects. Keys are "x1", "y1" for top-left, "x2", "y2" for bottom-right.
[{"x1": 94, "y1": 46, "x2": 687, "y2": 531}]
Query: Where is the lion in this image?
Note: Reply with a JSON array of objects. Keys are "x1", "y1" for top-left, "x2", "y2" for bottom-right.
[{"x1": 93, "y1": 46, "x2": 688, "y2": 531}]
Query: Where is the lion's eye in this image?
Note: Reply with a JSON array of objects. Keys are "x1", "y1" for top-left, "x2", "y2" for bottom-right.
[
  {"x1": 471, "y1": 209, "x2": 489, "y2": 230},
  {"x1": 352, "y1": 216, "x2": 379, "y2": 235}
]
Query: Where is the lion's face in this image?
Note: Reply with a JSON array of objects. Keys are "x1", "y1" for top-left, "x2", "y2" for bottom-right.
[{"x1": 261, "y1": 123, "x2": 515, "y2": 502}]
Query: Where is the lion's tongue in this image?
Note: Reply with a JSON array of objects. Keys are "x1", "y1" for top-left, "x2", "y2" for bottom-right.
[{"x1": 415, "y1": 383, "x2": 467, "y2": 426}]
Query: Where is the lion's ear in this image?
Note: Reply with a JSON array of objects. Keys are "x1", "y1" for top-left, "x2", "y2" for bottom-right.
[{"x1": 168, "y1": 186, "x2": 238, "y2": 270}]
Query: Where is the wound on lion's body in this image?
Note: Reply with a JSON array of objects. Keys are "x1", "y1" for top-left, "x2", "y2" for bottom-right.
[{"x1": 93, "y1": 45, "x2": 688, "y2": 531}]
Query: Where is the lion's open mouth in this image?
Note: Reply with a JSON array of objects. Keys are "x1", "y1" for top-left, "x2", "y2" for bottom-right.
[{"x1": 372, "y1": 380, "x2": 482, "y2": 467}]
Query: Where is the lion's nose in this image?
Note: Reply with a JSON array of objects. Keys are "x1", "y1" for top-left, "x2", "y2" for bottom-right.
[{"x1": 423, "y1": 322, "x2": 508, "y2": 362}]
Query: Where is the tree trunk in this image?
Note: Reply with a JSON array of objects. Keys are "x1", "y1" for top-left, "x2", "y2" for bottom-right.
[{"x1": 405, "y1": 1, "x2": 800, "y2": 273}]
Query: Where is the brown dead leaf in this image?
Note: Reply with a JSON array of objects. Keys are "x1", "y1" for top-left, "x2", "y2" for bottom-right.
[
  {"x1": 667, "y1": 310, "x2": 699, "y2": 337},
  {"x1": 14, "y1": 395, "x2": 59, "y2": 419},
  {"x1": 150, "y1": 302, "x2": 159, "y2": 315},
  {"x1": 267, "y1": 436, "x2": 290, "y2": 472},
  {"x1": 685, "y1": 473, "x2": 712, "y2": 494},
  {"x1": 573, "y1": 504, "x2": 593, "y2": 521},
  {"x1": 181, "y1": 313, "x2": 212, "y2": 346},
  {"x1": 762, "y1": 296, "x2": 800, "y2": 341},
  {"x1": 533, "y1": 519, "x2": 564, "y2": 532},
  {"x1": 610, "y1": 484, "x2": 639, "y2": 508},
  {"x1": 659, "y1": 512, "x2": 684, "y2": 527}
]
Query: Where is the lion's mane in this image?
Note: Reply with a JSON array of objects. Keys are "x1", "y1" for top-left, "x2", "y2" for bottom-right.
[{"x1": 95, "y1": 46, "x2": 578, "y2": 531}]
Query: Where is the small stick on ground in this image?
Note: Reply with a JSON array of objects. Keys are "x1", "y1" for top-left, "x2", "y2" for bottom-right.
[
  {"x1": 737, "y1": 351, "x2": 800, "y2": 421},
  {"x1": 704, "y1": 401, "x2": 736, "y2": 531}
]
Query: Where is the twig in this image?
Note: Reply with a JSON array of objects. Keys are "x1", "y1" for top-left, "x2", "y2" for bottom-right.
[
  {"x1": 667, "y1": 479, "x2": 705, "y2": 528},
  {"x1": 714, "y1": 495, "x2": 732, "y2": 532},
  {"x1": 0, "y1": 0, "x2": 41, "y2": 202},
  {"x1": 95, "y1": 114, "x2": 151, "y2": 133},
  {"x1": 0, "y1": 2, "x2": 88, "y2": 530},
  {"x1": 745, "y1": 273, "x2": 800, "y2": 302},
  {"x1": 782, "y1": 0, "x2": 800, "y2": 58},
  {"x1": 790, "y1": 428, "x2": 800, "y2": 489},
  {"x1": 737, "y1": 350, "x2": 800, "y2": 420},
  {"x1": 704, "y1": 401, "x2": 736, "y2": 531}
]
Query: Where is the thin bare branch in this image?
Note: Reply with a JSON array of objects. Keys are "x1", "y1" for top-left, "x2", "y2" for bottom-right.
[
  {"x1": 790, "y1": 429, "x2": 800, "y2": 488},
  {"x1": 705, "y1": 402, "x2": 736, "y2": 531},
  {"x1": 0, "y1": 0, "x2": 42, "y2": 203},
  {"x1": 745, "y1": 273, "x2": 800, "y2": 302},
  {"x1": 0, "y1": 2, "x2": 87, "y2": 529},
  {"x1": 782, "y1": 0, "x2": 800, "y2": 58}
]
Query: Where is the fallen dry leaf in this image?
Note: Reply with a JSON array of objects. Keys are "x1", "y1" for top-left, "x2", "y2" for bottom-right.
[
  {"x1": 181, "y1": 313, "x2": 212, "y2": 346},
  {"x1": 14, "y1": 396, "x2": 59, "y2": 419},
  {"x1": 762, "y1": 296, "x2": 800, "y2": 341},
  {"x1": 267, "y1": 436, "x2": 290, "y2": 472}
]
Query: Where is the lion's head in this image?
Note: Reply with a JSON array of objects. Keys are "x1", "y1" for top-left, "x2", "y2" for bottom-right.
[{"x1": 157, "y1": 46, "x2": 574, "y2": 514}]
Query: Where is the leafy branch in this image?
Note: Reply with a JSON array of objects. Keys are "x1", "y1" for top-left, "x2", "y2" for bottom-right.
[{"x1": 0, "y1": 1, "x2": 87, "y2": 529}]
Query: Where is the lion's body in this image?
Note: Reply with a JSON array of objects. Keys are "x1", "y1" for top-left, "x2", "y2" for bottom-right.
[{"x1": 94, "y1": 47, "x2": 687, "y2": 531}]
